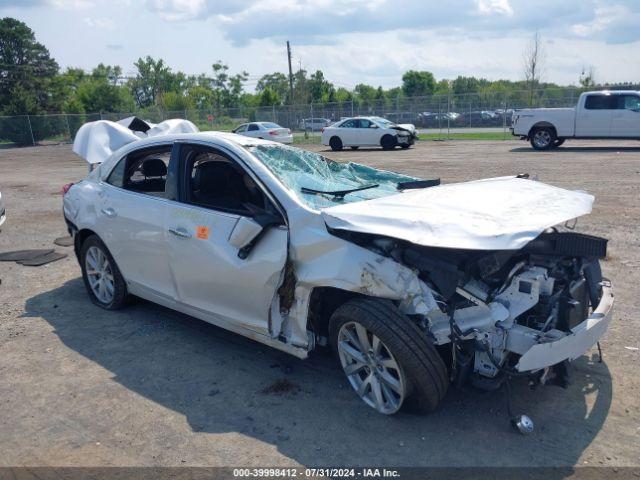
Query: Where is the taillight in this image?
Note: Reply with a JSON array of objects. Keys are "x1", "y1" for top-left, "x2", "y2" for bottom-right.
[
  {"x1": 62, "y1": 183, "x2": 74, "y2": 195},
  {"x1": 268, "y1": 130, "x2": 278, "y2": 136}
]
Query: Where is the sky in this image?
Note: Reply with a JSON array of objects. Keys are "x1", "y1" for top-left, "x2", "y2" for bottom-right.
[{"x1": 0, "y1": 0, "x2": 639, "y2": 91}]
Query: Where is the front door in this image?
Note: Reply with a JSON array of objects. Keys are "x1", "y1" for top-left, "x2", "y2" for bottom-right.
[
  {"x1": 610, "y1": 93, "x2": 640, "y2": 138},
  {"x1": 166, "y1": 142, "x2": 288, "y2": 334},
  {"x1": 576, "y1": 94, "x2": 613, "y2": 137}
]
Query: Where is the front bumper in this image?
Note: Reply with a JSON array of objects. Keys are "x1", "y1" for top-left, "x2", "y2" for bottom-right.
[{"x1": 515, "y1": 280, "x2": 614, "y2": 372}]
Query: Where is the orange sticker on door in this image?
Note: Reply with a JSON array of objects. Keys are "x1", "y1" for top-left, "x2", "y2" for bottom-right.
[{"x1": 196, "y1": 226, "x2": 211, "y2": 240}]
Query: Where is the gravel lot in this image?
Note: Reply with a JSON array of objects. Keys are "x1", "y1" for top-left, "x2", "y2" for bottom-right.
[{"x1": 0, "y1": 139, "x2": 639, "y2": 468}]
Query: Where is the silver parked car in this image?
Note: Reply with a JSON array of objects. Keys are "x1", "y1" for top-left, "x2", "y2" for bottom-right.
[{"x1": 63, "y1": 121, "x2": 614, "y2": 419}]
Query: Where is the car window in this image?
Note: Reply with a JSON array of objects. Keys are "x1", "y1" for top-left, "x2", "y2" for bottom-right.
[
  {"x1": 179, "y1": 144, "x2": 274, "y2": 216},
  {"x1": 107, "y1": 145, "x2": 172, "y2": 198},
  {"x1": 584, "y1": 95, "x2": 615, "y2": 110},
  {"x1": 340, "y1": 119, "x2": 357, "y2": 128},
  {"x1": 248, "y1": 124, "x2": 260, "y2": 131},
  {"x1": 235, "y1": 124, "x2": 247, "y2": 133},
  {"x1": 358, "y1": 119, "x2": 373, "y2": 128},
  {"x1": 618, "y1": 95, "x2": 640, "y2": 111},
  {"x1": 262, "y1": 122, "x2": 281, "y2": 129}
]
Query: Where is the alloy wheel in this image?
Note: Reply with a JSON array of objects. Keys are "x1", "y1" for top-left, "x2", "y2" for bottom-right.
[
  {"x1": 337, "y1": 321, "x2": 407, "y2": 414},
  {"x1": 85, "y1": 246, "x2": 115, "y2": 304}
]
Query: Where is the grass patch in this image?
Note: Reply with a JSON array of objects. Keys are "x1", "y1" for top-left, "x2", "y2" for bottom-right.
[{"x1": 418, "y1": 132, "x2": 513, "y2": 141}]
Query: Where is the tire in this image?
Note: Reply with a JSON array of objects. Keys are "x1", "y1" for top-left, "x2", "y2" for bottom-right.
[
  {"x1": 552, "y1": 138, "x2": 565, "y2": 148},
  {"x1": 400, "y1": 144, "x2": 410, "y2": 149},
  {"x1": 350, "y1": 146, "x2": 359, "y2": 150},
  {"x1": 329, "y1": 136, "x2": 343, "y2": 151},
  {"x1": 80, "y1": 235, "x2": 128, "y2": 310},
  {"x1": 530, "y1": 127, "x2": 555, "y2": 150},
  {"x1": 381, "y1": 134, "x2": 397, "y2": 150},
  {"x1": 329, "y1": 298, "x2": 448, "y2": 414}
]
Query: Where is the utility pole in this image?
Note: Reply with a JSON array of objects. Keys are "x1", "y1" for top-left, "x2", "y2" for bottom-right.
[{"x1": 286, "y1": 41, "x2": 294, "y2": 104}]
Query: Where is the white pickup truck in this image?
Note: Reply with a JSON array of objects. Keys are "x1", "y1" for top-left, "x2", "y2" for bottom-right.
[{"x1": 511, "y1": 90, "x2": 640, "y2": 150}]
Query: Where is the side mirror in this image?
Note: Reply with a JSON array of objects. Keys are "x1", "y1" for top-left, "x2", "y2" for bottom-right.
[
  {"x1": 369, "y1": 124, "x2": 379, "y2": 128},
  {"x1": 228, "y1": 211, "x2": 283, "y2": 259},
  {"x1": 228, "y1": 216, "x2": 263, "y2": 249}
]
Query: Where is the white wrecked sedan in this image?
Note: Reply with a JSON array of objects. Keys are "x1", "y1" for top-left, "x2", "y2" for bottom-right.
[{"x1": 63, "y1": 121, "x2": 613, "y2": 417}]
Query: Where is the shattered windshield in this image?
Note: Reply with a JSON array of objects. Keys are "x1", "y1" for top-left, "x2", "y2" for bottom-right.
[{"x1": 249, "y1": 144, "x2": 418, "y2": 209}]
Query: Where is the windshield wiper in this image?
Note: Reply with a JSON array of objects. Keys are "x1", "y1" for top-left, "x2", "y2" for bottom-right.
[
  {"x1": 397, "y1": 179, "x2": 440, "y2": 190},
  {"x1": 301, "y1": 184, "x2": 379, "y2": 199}
]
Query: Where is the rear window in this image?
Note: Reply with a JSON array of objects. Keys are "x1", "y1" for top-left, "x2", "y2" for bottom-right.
[
  {"x1": 261, "y1": 122, "x2": 281, "y2": 129},
  {"x1": 584, "y1": 95, "x2": 615, "y2": 110}
]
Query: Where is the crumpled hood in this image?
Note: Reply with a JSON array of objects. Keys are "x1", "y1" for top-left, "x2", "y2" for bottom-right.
[
  {"x1": 395, "y1": 123, "x2": 416, "y2": 134},
  {"x1": 321, "y1": 176, "x2": 594, "y2": 250}
]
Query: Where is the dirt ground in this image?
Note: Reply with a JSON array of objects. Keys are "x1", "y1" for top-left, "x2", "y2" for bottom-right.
[{"x1": 0, "y1": 139, "x2": 639, "y2": 468}]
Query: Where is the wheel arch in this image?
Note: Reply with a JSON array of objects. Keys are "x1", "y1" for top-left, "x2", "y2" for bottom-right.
[
  {"x1": 74, "y1": 228, "x2": 100, "y2": 261},
  {"x1": 307, "y1": 286, "x2": 372, "y2": 343},
  {"x1": 528, "y1": 121, "x2": 557, "y2": 138}
]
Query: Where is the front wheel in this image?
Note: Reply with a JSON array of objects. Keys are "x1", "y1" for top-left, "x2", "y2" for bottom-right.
[
  {"x1": 80, "y1": 235, "x2": 128, "y2": 310},
  {"x1": 329, "y1": 136, "x2": 343, "y2": 151},
  {"x1": 381, "y1": 134, "x2": 397, "y2": 150},
  {"x1": 552, "y1": 138, "x2": 565, "y2": 148},
  {"x1": 329, "y1": 298, "x2": 448, "y2": 414},
  {"x1": 530, "y1": 128, "x2": 555, "y2": 150}
]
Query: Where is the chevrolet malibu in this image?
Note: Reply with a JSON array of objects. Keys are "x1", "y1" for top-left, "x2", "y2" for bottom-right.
[{"x1": 64, "y1": 120, "x2": 613, "y2": 418}]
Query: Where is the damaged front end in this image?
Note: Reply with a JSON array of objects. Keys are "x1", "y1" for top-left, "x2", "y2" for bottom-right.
[{"x1": 332, "y1": 227, "x2": 613, "y2": 390}]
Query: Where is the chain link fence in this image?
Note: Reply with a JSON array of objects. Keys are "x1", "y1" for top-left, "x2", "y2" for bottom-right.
[{"x1": 1, "y1": 86, "x2": 637, "y2": 147}]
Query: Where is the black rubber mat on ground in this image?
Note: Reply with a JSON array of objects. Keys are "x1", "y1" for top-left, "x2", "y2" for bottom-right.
[
  {"x1": 18, "y1": 252, "x2": 67, "y2": 266},
  {"x1": 54, "y1": 236, "x2": 74, "y2": 247},
  {"x1": 0, "y1": 249, "x2": 54, "y2": 262}
]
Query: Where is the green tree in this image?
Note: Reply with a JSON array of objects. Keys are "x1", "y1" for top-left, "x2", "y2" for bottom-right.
[
  {"x1": 307, "y1": 70, "x2": 334, "y2": 103},
  {"x1": 0, "y1": 17, "x2": 59, "y2": 114},
  {"x1": 256, "y1": 72, "x2": 289, "y2": 103},
  {"x1": 128, "y1": 56, "x2": 173, "y2": 108},
  {"x1": 401, "y1": 70, "x2": 436, "y2": 97},
  {"x1": 258, "y1": 87, "x2": 280, "y2": 106}
]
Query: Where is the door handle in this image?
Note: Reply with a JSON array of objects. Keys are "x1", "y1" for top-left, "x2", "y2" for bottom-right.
[
  {"x1": 101, "y1": 207, "x2": 117, "y2": 218},
  {"x1": 168, "y1": 227, "x2": 192, "y2": 239}
]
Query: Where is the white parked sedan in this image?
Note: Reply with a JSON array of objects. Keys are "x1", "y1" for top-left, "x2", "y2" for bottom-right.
[
  {"x1": 232, "y1": 122, "x2": 293, "y2": 144},
  {"x1": 321, "y1": 116, "x2": 417, "y2": 151},
  {"x1": 63, "y1": 120, "x2": 614, "y2": 423}
]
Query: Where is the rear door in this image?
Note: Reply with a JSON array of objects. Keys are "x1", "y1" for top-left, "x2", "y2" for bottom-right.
[
  {"x1": 357, "y1": 118, "x2": 379, "y2": 145},
  {"x1": 245, "y1": 123, "x2": 262, "y2": 139},
  {"x1": 610, "y1": 93, "x2": 640, "y2": 137},
  {"x1": 98, "y1": 143, "x2": 177, "y2": 300},
  {"x1": 576, "y1": 94, "x2": 614, "y2": 137},
  {"x1": 337, "y1": 119, "x2": 359, "y2": 145},
  {"x1": 165, "y1": 142, "x2": 288, "y2": 334}
]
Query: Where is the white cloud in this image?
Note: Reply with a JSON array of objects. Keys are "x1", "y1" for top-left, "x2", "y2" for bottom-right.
[
  {"x1": 83, "y1": 16, "x2": 115, "y2": 29},
  {"x1": 475, "y1": 0, "x2": 513, "y2": 16}
]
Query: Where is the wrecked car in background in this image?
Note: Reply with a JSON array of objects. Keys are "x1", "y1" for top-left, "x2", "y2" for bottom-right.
[{"x1": 63, "y1": 119, "x2": 613, "y2": 425}]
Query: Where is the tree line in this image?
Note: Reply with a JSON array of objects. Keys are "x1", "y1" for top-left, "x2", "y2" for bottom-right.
[{"x1": 0, "y1": 17, "x2": 636, "y2": 118}]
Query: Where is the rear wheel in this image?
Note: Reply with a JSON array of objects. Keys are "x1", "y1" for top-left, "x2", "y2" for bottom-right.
[
  {"x1": 530, "y1": 128, "x2": 555, "y2": 150},
  {"x1": 329, "y1": 136, "x2": 343, "y2": 151},
  {"x1": 80, "y1": 235, "x2": 128, "y2": 310},
  {"x1": 329, "y1": 298, "x2": 448, "y2": 414},
  {"x1": 381, "y1": 134, "x2": 397, "y2": 150}
]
